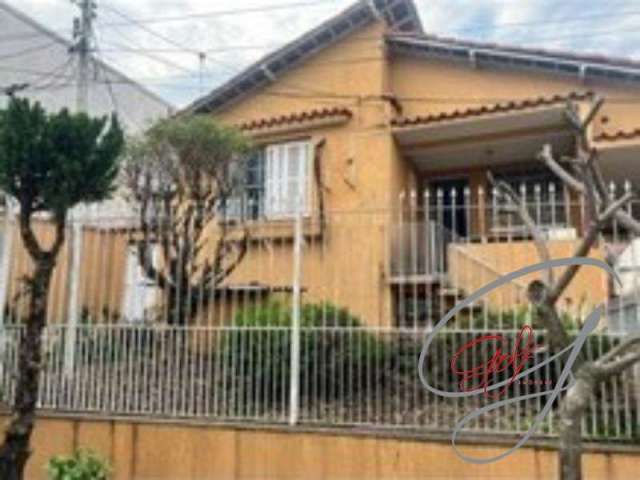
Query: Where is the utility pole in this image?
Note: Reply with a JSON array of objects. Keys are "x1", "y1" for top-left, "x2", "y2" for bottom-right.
[
  {"x1": 65, "y1": 0, "x2": 95, "y2": 376},
  {"x1": 71, "y1": 0, "x2": 96, "y2": 113}
]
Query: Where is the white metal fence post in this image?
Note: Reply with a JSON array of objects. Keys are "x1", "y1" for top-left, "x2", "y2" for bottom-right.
[
  {"x1": 0, "y1": 199, "x2": 15, "y2": 381},
  {"x1": 288, "y1": 195, "x2": 304, "y2": 425},
  {"x1": 63, "y1": 205, "x2": 85, "y2": 377}
]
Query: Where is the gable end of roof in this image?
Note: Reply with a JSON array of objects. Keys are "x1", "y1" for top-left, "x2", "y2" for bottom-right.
[{"x1": 185, "y1": 0, "x2": 422, "y2": 115}]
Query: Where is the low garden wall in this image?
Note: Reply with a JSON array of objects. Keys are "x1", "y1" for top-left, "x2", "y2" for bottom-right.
[{"x1": 6, "y1": 413, "x2": 640, "y2": 479}]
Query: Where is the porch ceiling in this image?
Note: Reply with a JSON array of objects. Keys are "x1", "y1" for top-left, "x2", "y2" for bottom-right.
[
  {"x1": 392, "y1": 105, "x2": 575, "y2": 173},
  {"x1": 596, "y1": 141, "x2": 640, "y2": 185}
]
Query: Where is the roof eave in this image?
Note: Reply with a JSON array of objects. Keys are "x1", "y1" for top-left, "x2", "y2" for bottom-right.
[
  {"x1": 184, "y1": 0, "x2": 422, "y2": 116},
  {"x1": 388, "y1": 36, "x2": 640, "y2": 88}
]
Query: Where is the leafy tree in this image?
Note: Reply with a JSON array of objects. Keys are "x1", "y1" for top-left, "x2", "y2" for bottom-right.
[
  {"x1": 121, "y1": 115, "x2": 252, "y2": 325},
  {"x1": 0, "y1": 98, "x2": 123, "y2": 479}
]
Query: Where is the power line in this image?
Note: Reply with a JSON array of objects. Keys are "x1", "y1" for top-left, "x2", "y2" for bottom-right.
[
  {"x1": 22, "y1": 72, "x2": 640, "y2": 105},
  {"x1": 98, "y1": 38, "x2": 197, "y2": 75},
  {"x1": 2, "y1": 2, "x2": 640, "y2": 43},
  {"x1": 28, "y1": 57, "x2": 76, "y2": 92},
  {"x1": 98, "y1": 4, "x2": 239, "y2": 80},
  {"x1": 100, "y1": 4, "x2": 199, "y2": 54},
  {"x1": 95, "y1": 0, "x2": 334, "y2": 27},
  {"x1": 0, "y1": 39, "x2": 61, "y2": 61},
  {"x1": 0, "y1": 0, "x2": 335, "y2": 41}
]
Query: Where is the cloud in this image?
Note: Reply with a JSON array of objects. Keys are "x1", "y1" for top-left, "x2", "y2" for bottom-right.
[{"x1": 7, "y1": 0, "x2": 640, "y2": 107}]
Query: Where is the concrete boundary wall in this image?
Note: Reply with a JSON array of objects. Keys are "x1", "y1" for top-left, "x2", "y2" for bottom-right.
[{"x1": 4, "y1": 413, "x2": 639, "y2": 479}]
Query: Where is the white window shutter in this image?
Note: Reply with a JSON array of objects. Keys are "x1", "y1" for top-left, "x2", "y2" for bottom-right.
[
  {"x1": 265, "y1": 141, "x2": 310, "y2": 219},
  {"x1": 265, "y1": 142, "x2": 309, "y2": 218}
]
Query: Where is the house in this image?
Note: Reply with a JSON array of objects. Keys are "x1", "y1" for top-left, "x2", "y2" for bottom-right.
[
  {"x1": 180, "y1": 0, "x2": 640, "y2": 329},
  {"x1": 5, "y1": 0, "x2": 640, "y2": 329}
]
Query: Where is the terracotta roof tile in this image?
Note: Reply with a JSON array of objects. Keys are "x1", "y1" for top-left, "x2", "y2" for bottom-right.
[
  {"x1": 237, "y1": 107, "x2": 352, "y2": 131},
  {"x1": 594, "y1": 128, "x2": 640, "y2": 143},
  {"x1": 392, "y1": 91, "x2": 593, "y2": 128}
]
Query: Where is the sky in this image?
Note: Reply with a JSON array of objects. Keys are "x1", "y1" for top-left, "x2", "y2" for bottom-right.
[{"x1": 7, "y1": 0, "x2": 640, "y2": 108}]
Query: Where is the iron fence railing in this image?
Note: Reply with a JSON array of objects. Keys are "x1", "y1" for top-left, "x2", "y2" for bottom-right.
[
  {"x1": 0, "y1": 182, "x2": 639, "y2": 443},
  {"x1": 0, "y1": 324, "x2": 637, "y2": 442}
]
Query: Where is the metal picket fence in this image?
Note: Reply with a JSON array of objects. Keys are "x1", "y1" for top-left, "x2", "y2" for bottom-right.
[
  {"x1": 0, "y1": 324, "x2": 636, "y2": 441},
  {"x1": 0, "y1": 181, "x2": 638, "y2": 443}
]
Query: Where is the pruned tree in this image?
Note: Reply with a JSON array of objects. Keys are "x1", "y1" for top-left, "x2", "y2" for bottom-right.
[
  {"x1": 0, "y1": 98, "x2": 123, "y2": 479},
  {"x1": 489, "y1": 97, "x2": 640, "y2": 480},
  {"x1": 121, "y1": 115, "x2": 252, "y2": 325}
]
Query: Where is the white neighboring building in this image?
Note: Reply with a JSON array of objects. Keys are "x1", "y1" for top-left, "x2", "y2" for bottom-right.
[
  {"x1": 0, "y1": 1, "x2": 175, "y2": 219},
  {"x1": 0, "y1": 1, "x2": 173, "y2": 132}
]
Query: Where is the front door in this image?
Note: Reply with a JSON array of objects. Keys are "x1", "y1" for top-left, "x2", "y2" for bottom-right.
[{"x1": 430, "y1": 178, "x2": 469, "y2": 238}]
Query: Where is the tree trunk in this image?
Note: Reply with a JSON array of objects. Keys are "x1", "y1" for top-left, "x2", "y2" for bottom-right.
[
  {"x1": 0, "y1": 260, "x2": 54, "y2": 479},
  {"x1": 558, "y1": 365, "x2": 597, "y2": 480}
]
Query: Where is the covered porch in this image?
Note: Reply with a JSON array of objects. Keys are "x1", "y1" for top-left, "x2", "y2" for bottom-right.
[
  {"x1": 392, "y1": 96, "x2": 583, "y2": 243},
  {"x1": 386, "y1": 94, "x2": 624, "y2": 325}
]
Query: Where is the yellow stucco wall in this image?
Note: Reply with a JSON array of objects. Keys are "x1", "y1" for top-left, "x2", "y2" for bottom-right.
[
  {"x1": 449, "y1": 241, "x2": 607, "y2": 311},
  {"x1": 389, "y1": 54, "x2": 640, "y2": 139},
  {"x1": 9, "y1": 415, "x2": 639, "y2": 480}
]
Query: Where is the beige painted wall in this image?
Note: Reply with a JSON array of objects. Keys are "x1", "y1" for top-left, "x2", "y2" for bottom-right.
[
  {"x1": 450, "y1": 240, "x2": 608, "y2": 310},
  {"x1": 9, "y1": 415, "x2": 640, "y2": 480},
  {"x1": 389, "y1": 55, "x2": 640, "y2": 139},
  {"x1": 6, "y1": 222, "x2": 129, "y2": 324}
]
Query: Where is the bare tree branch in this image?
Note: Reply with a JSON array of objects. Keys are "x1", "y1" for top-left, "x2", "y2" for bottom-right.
[
  {"x1": 580, "y1": 96, "x2": 605, "y2": 133},
  {"x1": 597, "y1": 350, "x2": 640, "y2": 377},
  {"x1": 546, "y1": 226, "x2": 600, "y2": 306},
  {"x1": 538, "y1": 145, "x2": 640, "y2": 235},
  {"x1": 547, "y1": 192, "x2": 633, "y2": 305},
  {"x1": 598, "y1": 335, "x2": 640, "y2": 364},
  {"x1": 487, "y1": 171, "x2": 554, "y2": 286},
  {"x1": 538, "y1": 145, "x2": 584, "y2": 193},
  {"x1": 599, "y1": 192, "x2": 634, "y2": 222}
]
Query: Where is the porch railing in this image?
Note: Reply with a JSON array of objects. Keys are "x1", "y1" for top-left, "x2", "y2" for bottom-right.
[{"x1": 390, "y1": 220, "x2": 453, "y2": 279}]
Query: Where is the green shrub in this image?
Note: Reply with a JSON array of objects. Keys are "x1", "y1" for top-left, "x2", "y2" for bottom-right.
[
  {"x1": 454, "y1": 305, "x2": 584, "y2": 332},
  {"x1": 47, "y1": 449, "x2": 111, "y2": 480},
  {"x1": 221, "y1": 302, "x2": 389, "y2": 411}
]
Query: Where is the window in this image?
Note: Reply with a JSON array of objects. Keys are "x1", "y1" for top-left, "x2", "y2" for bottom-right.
[
  {"x1": 224, "y1": 149, "x2": 266, "y2": 220},
  {"x1": 121, "y1": 246, "x2": 160, "y2": 323},
  {"x1": 224, "y1": 140, "x2": 311, "y2": 221},
  {"x1": 265, "y1": 141, "x2": 311, "y2": 218}
]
